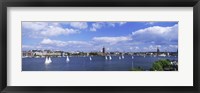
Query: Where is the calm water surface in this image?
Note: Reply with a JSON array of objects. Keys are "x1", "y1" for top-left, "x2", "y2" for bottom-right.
[{"x1": 22, "y1": 56, "x2": 178, "y2": 71}]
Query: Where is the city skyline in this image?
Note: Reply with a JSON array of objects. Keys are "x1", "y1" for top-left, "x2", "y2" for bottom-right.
[{"x1": 22, "y1": 22, "x2": 178, "y2": 52}]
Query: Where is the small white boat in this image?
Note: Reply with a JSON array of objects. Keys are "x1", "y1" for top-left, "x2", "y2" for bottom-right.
[
  {"x1": 89, "y1": 57, "x2": 92, "y2": 61},
  {"x1": 119, "y1": 56, "x2": 121, "y2": 60},
  {"x1": 45, "y1": 57, "x2": 49, "y2": 64},
  {"x1": 132, "y1": 56, "x2": 134, "y2": 59},
  {"x1": 45, "y1": 57, "x2": 52, "y2": 64},
  {"x1": 66, "y1": 56, "x2": 70, "y2": 62},
  {"x1": 49, "y1": 57, "x2": 52, "y2": 63},
  {"x1": 109, "y1": 56, "x2": 112, "y2": 60},
  {"x1": 122, "y1": 55, "x2": 124, "y2": 59},
  {"x1": 105, "y1": 56, "x2": 108, "y2": 60}
]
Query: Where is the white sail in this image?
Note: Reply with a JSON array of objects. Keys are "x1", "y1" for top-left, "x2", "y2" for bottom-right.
[
  {"x1": 45, "y1": 57, "x2": 48, "y2": 64},
  {"x1": 45, "y1": 57, "x2": 50, "y2": 64},
  {"x1": 66, "y1": 56, "x2": 70, "y2": 62},
  {"x1": 119, "y1": 56, "x2": 121, "y2": 60},
  {"x1": 105, "y1": 56, "x2": 108, "y2": 60},
  {"x1": 89, "y1": 57, "x2": 92, "y2": 61},
  {"x1": 122, "y1": 55, "x2": 124, "y2": 59},
  {"x1": 132, "y1": 56, "x2": 134, "y2": 59},
  {"x1": 48, "y1": 57, "x2": 52, "y2": 63},
  {"x1": 109, "y1": 56, "x2": 111, "y2": 60}
]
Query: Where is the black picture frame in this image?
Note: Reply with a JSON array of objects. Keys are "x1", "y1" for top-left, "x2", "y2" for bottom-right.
[{"x1": 0, "y1": 0, "x2": 200, "y2": 93}]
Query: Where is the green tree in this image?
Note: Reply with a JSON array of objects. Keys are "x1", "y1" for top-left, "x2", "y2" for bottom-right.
[
  {"x1": 152, "y1": 62, "x2": 163, "y2": 71},
  {"x1": 159, "y1": 59, "x2": 171, "y2": 68},
  {"x1": 151, "y1": 59, "x2": 171, "y2": 71}
]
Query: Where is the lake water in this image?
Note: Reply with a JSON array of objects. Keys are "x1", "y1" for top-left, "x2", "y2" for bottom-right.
[{"x1": 22, "y1": 56, "x2": 178, "y2": 71}]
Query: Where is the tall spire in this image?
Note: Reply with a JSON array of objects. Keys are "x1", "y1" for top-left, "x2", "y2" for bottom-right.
[
  {"x1": 102, "y1": 46, "x2": 106, "y2": 56},
  {"x1": 157, "y1": 47, "x2": 160, "y2": 56}
]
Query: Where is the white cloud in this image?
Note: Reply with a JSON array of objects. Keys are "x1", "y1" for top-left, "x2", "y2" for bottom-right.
[
  {"x1": 41, "y1": 38, "x2": 66, "y2": 47},
  {"x1": 67, "y1": 41, "x2": 90, "y2": 45},
  {"x1": 70, "y1": 22, "x2": 88, "y2": 29},
  {"x1": 89, "y1": 22, "x2": 127, "y2": 31},
  {"x1": 107, "y1": 23, "x2": 115, "y2": 27},
  {"x1": 169, "y1": 45, "x2": 178, "y2": 48},
  {"x1": 90, "y1": 22, "x2": 104, "y2": 31},
  {"x1": 40, "y1": 38, "x2": 91, "y2": 47},
  {"x1": 40, "y1": 38, "x2": 54, "y2": 45},
  {"x1": 107, "y1": 22, "x2": 127, "y2": 27},
  {"x1": 40, "y1": 26, "x2": 78, "y2": 37},
  {"x1": 132, "y1": 24, "x2": 178, "y2": 45},
  {"x1": 118, "y1": 22, "x2": 127, "y2": 25},
  {"x1": 22, "y1": 44, "x2": 48, "y2": 50},
  {"x1": 93, "y1": 36, "x2": 132, "y2": 44},
  {"x1": 89, "y1": 28, "x2": 97, "y2": 31},
  {"x1": 22, "y1": 22, "x2": 79, "y2": 37},
  {"x1": 128, "y1": 46, "x2": 140, "y2": 51},
  {"x1": 22, "y1": 45, "x2": 34, "y2": 49},
  {"x1": 147, "y1": 45, "x2": 161, "y2": 51}
]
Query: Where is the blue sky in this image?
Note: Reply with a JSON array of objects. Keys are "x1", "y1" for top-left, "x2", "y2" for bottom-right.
[{"x1": 22, "y1": 22, "x2": 178, "y2": 52}]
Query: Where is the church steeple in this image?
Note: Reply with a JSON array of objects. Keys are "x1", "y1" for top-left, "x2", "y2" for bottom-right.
[
  {"x1": 102, "y1": 46, "x2": 105, "y2": 56},
  {"x1": 157, "y1": 47, "x2": 160, "y2": 56}
]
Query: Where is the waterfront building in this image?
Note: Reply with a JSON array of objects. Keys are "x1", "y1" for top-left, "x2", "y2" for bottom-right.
[
  {"x1": 157, "y1": 47, "x2": 160, "y2": 56},
  {"x1": 102, "y1": 46, "x2": 106, "y2": 56}
]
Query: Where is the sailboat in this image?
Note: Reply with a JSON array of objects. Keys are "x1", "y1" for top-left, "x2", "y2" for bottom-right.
[
  {"x1": 105, "y1": 56, "x2": 108, "y2": 60},
  {"x1": 66, "y1": 56, "x2": 70, "y2": 62},
  {"x1": 122, "y1": 55, "x2": 124, "y2": 59},
  {"x1": 132, "y1": 56, "x2": 134, "y2": 59},
  {"x1": 119, "y1": 56, "x2": 121, "y2": 60},
  {"x1": 89, "y1": 56, "x2": 92, "y2": 61},
  {"x1": 45, "y1": 57, "x2": 51, "y2": 64},
  {"x1": 48, "y1": 57, "x2": 52, "y2": 63},
  {"x1": 45, "y1": 57, "x2": 49, "y2": 64},
  {"x1": 109, "y1": 56, "x2": 112, "y2": 60}
]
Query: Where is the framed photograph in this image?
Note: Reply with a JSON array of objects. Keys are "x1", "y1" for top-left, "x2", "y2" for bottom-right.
[
  {"x1": 0, "y1": 0, "x2": 200, "y2": 93},
  {"x1": 21, "y1": 21, "x2": 179, "y2": 71}
]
